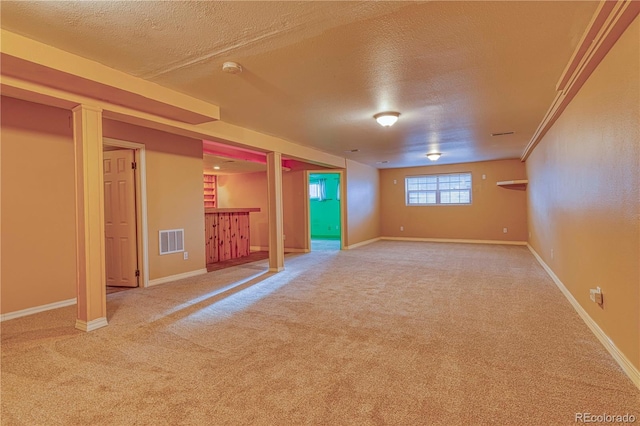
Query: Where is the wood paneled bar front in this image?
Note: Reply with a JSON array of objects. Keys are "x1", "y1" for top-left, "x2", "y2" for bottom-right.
[{"x1": 205, "y1": 208, "x2": 260, "y2": 264}]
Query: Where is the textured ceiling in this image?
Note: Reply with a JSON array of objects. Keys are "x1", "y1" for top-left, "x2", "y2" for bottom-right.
[
  {"x1": 203, "y1": 154, "x2": 266, "y2": 175},
  {"x1": 0, "y1": 1, "x2": 598, "y2": 168}
]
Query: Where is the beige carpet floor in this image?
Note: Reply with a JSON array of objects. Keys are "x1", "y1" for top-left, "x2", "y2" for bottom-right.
[{"x1": 1, "y1": 241, "x2": 638, "y2": 425}]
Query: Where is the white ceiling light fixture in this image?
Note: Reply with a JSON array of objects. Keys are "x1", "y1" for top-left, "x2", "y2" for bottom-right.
[
  {"x1": 374, "y1": 112, "x2": 400, "y2": 127},
  {"x1": 213, "y1": 166, "x2": 221, "y2": 170},
  {"x1": 222, "y1": 61, "x2": 243, "y2": 74},
  {"x1": 426, "y1": 152, "x2": 441, "y2": 161}
]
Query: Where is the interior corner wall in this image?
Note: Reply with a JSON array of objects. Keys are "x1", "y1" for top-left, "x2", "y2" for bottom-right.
[
  {"x1": 216, "y1": 172, "x2": 269, "y2": 249},
  {"x1": 102, "y1": 120, "x2": 206, "y2": 281},
  {"x1": 380, "y1": 159, "x2": 528, "y2": 241},
  {"x1": 1, "y1": 97, "x2": 77, "y2": 314},
  {"x1": 526, "y1": 17, "x2": 639, "y2": 369},
  {"x1": 345, "y1": 159, "x2": 380, "y2": 246},
  {"x1": 217, "y1": 170, "x2": 308, "y2": 251}
]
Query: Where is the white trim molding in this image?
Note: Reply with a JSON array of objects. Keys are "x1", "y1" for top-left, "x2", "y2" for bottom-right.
[
  {"x1": 381, "y1": 237, "x2": 527, "y2": 246},
  {"x1": 147, "y1": 268, "x2": 207, "y2": 287},
  {"x1": 75, "y1": 317, "x2": 108, "y2": 332},
  {"x1": 250, "y1": 246, "x2": 309, "y2": 253},
  {"x1": 521, "y1": 0, "x2": 640, "y2": 160},
  {"x1": 0, "y1": 298, "x2": 77, "y2": 322},
  {"x1": 284, "y1": 248, "x2": 309, "y2": 253},
  {"x1": 103, "y1": 137, "x2": 149, "y2": 288},
  {"x1": 345, "y1": 237, "x2": 381, "y2": 250},
  {"x1": 527, "y1": 244, "x2": 640, "y2": 389},
  {"x1": 304, "y1": 169, "x2": 347, "y2": 253}
]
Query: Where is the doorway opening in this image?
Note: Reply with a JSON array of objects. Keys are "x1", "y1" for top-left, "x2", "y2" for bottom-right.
[
  {"x1": 102, "y1": 138, "x2": 149, "y2": 294},
  {"x1": 308, "y1": 172, "x2": 342, "y2": 251}
]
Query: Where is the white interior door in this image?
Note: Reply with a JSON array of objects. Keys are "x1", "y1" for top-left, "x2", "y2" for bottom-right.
[{"x1": 104, "y1": 149, "x2": 138, "y2": 287}]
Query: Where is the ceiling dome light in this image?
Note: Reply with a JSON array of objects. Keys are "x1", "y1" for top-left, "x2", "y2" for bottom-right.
[
  {"x1": 374, "y1": 112, "x2": 400, "y2": 127},
  {"x1": 426, "y1": 153, "x2": 441, "y2": 161},
  {"x1": 213, "y1": 166, "x2": 221, "y2": 170}
]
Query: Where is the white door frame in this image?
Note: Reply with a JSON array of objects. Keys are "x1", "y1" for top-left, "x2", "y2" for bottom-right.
[
  {"x1": 103, "y1": 137, "x2": 150, "y2": 288},
  {"x1": 305, "y1": 170, "x2": 346, "y2": 251}
]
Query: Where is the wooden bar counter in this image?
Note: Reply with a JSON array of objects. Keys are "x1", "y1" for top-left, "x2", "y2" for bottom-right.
[{"x1": 205, "y1": 208, "x2": 260, "y2": 264}]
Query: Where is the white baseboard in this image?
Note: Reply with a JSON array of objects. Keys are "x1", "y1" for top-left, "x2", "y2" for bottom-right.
[
  {"x1": 284, "y1": 248, "x2": 309, "y2": 253},
  {"x1": 250, "y1": 246, "x2": 309, "y2": 253},
  {"x1": 0, "y1": 298, "x2": 77, "y2": 322},
  {"x1": 527, "y1": 244, "x2": 640, "y2": 389},
  {"x1": 147, "y1": 268, "x2": 208, "y2": 287},
  {"x1": 345, "y1": 237, "x2": 381, "y2": 250},
  {"x1": 381, "y1": 237, "x2": 527, "y2": 246},
  {"x1": 75, "y1": 317, "x2": 108, "y2": 332}
]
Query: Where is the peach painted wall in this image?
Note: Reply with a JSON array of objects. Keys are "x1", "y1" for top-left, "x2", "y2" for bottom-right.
[
  {"x1": 345, "y1": 159, "x2": 381, "y2": 246},
  {"x1": 1, "y1": 99, "x2": 208, "y2": 313},
  {"x1": 1, "y1": 97, "x2": 77, "y2": 314},
  {"x1": 216, "y1": 170, "x2": 308, "y2": 251},
  {"x1": 282, "y1": 170, "x2": 308, "y2": 250},
  {"x1": 526, "y1": 17, "x2": 639, "y2": 369},
  {"x1": 102, "y1": 120, "x2": 206, "y2": 280},
  {"x1": 380, "y1": 159, "x2": 527, "y2": 241}
]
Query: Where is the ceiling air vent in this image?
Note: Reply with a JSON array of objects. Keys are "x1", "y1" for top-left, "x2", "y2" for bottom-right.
[
  {"x1": 491, "y1": 131, "x2": 515, "y2": 136},
  {"x1": 159, "y1": 229, "x2": 184, "y2": 255}
]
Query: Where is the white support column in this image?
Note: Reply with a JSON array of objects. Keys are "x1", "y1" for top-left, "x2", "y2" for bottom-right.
[
  {"x1": 266, "y1": 152, "x2": 285, "y2": 272},
  {"x1": 72, "y1": 105, "x2": 108, "y2": 331}
]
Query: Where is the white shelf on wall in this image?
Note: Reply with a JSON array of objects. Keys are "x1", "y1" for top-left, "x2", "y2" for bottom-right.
[
  {"x1": 496, "y1": 180, "x2": 528, "y2": 190},
  {"x1": 204, "y1": 174, "x2": 217, "y2": 208}
]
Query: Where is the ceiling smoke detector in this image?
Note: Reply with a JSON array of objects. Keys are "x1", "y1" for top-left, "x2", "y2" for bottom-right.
[{"x1": 222, "y1": 62, "x2": 243, "y2": 74}]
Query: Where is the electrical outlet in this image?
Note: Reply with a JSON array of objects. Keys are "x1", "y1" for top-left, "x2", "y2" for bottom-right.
[
  {"x1": 393, "y1": 179, "x2": 397, "y2": 184},
  {"x1": 482, "y1": 174, "x2": 486, "y2": 180},
  {"x1": 503, "y1": 227, "x2": 508, "y2": 233},
  {"x1": 183, "y1": 252, "x2": 189, "y2": 260},
  {"x1": 400, "y1": 226, "x2": 404, "y2": 231},
  {"x1": 589, "y1": 287, "x2": 603, "y2": 306}
]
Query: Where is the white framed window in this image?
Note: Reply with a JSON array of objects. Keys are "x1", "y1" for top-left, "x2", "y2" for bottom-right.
[
  {"x1": 405, "y1": 172, "x2": 472, "y2": 206},
  {"x1": 309, "y1": 179, "x2": 327, "y2": 201},
  {"x1": 309, "y1": 182, "x2": 321, "y2": 200}
]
